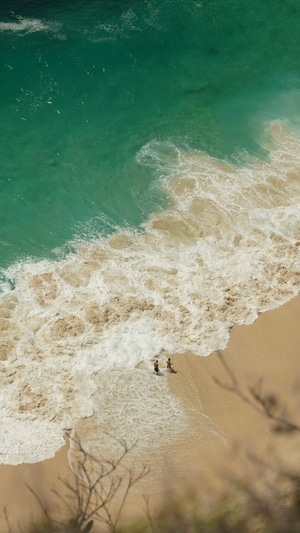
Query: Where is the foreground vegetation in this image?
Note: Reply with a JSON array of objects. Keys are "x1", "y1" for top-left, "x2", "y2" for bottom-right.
[{"x1": 3, "y1": 351, "x2": 300, "y2": 532}]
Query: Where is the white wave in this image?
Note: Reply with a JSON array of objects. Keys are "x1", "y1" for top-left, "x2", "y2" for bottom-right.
[
  {"x1": 0, "y1": 16, "x2": 65, "y2": 39},
  {"x1": 0, "y1": 120, "x2": 300, "y2": 464},
  {"x1": 0, "y1": 418, "x2": 66, "y2": 465},
  {"x1": 0, "y1": 17, "x2": 48, "y2": 33}
]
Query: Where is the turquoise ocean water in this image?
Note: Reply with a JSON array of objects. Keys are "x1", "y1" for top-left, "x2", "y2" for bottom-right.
[
  {"x1": 1, "y1": 0, "x2": 300, "y2": 267},
  {"x1": 0, "y1": 0, "x2": 300, "y2": 465}
]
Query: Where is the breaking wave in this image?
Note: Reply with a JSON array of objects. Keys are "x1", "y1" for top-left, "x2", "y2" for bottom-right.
[{"x1": 0, "y1": 120, "x2": 299, "y2": 464}]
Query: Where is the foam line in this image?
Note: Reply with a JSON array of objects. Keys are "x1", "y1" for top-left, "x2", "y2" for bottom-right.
[{"x1": 0, "y1": 120, "x2": 299, "y2": 463}]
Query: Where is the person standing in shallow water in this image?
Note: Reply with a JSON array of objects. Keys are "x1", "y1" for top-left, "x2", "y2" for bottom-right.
[
  {"x1": 166, "y1": 357, "x2": 176, "y2": 373},
  {"x1": 154, "y1": 360, "x2": 159, "y2": 373}
]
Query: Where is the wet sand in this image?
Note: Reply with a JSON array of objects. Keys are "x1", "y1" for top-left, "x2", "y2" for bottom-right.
[{"x1": 0, "y1": 295, "x2": 299, "y2": 530}]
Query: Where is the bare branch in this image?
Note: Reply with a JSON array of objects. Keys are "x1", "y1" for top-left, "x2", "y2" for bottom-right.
[
  {"x1": 21, "y1": 434, "x2": 149, "y2": 532},
  {"x1": 213, "y1": 350, "x2": 300, "y2": 433},
  {"x1": 143, "y1": 494, "x2": 155, "y2": 533},
  {"x1": 2, "y1": 507, "x2": 12, "y2": 533}
]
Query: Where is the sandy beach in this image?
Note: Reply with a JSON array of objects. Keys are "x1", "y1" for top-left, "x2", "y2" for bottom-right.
[
  {"x1": 0, "y1": 295, "x2": 299, "y2": 530},
  {"x1": 0, "y1": 442, "x2": 73, "y2": 530},
  {"x1": 1, "y1": 1, "x2": 300, "y2": 531}
]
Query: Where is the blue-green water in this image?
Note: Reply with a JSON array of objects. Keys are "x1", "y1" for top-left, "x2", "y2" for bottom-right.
[
  {"x1": 1, "y1": 0, "x2": 300, "y2": 267},
  {"x1": 1, "y1": 0, "x2": 300, "y2": 465}
]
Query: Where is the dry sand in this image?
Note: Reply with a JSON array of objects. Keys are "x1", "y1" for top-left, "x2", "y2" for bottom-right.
[
  {"x1": 0, "y1": 295, "x2": 299, "y2": 530},
  {"x1": 0, "y1": 442, "x2": 73, "y2": 530}
]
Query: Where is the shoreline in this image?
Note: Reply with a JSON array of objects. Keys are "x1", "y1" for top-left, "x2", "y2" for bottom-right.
[
  {"x1": 161, "y1": 294, "x2": 300, "y2": 498},
  {"x1": 0, "y1": 442, "x2": 72, "y2": 530},
  {"x1": 0, "y1": 295, "x2": 299, "y2": 529}
]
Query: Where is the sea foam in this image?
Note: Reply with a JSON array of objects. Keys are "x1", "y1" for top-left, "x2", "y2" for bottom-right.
[
  {"x1": 0, "y1": 15, "x2": 65, "y2": 40},
  {"x1": 0, "y1": 17, "x2": 48, "y2": 33},
  {"x1": 0, "y1": 120, "x2": 299, "y2": 464}
]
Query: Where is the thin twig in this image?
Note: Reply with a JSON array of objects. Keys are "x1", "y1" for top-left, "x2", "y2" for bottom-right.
[{"x1": 213, "y1": 350, "x2": 300, "y2": 433}]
